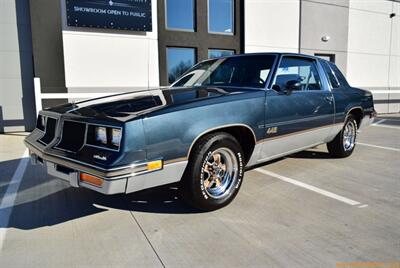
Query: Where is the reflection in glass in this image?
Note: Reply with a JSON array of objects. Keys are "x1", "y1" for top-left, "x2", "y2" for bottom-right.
[
  {"x1": 167, "y1": 47, "x2": 196, "y2": 84},
  {"x1": 171, "y1": 55, "x2": 276, "y2": 88},
  {"x1": 166, "y1": 0, "x2": 194, "y2": 31},
  {"x1": 273, "y1": 57, "x2": 322, "y2": 91},
  {"x1": 209, "y1": 0, "x2": 234, "y2": 34},
  {"x1": 208, "y1": 49, "x2": 235, "y2": 59}
]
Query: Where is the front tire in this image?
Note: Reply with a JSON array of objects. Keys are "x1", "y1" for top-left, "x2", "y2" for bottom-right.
[
  {"x1": 180, "y1": 132, "x2": 244, "y2": 211},
  {"x1": 327, "y1": 115, "x2": 358, "y2": 158}
]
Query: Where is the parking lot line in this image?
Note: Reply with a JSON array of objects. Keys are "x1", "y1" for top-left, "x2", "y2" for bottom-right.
[
  {"x1": 372, "y1": 119, "x2": 386, "y2": 126},
  {"x1": 357, "y1": 142, "x2": 400, "y2": 152},
  {"x1": 0, "y1": 149, "x2": 29, "y2": 251},
  {"x1": 372, "y1": 124, "x2": 400, "y2": 130},
  {"x1": 254, "y1": 168, "x2": 362, "y2": 206}
]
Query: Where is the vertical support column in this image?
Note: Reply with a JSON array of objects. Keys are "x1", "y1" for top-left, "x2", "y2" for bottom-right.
[{"x1": 34, "y1": 77, "x2": 42, "y2": 116}]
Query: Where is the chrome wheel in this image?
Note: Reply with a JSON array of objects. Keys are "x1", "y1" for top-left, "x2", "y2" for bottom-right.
[
  {"x1": 202, "y1": 147, "x2": 239, "y2": 199},
  {"x1": 343, "y1": 120, "x2": 356, "y2": 151}
]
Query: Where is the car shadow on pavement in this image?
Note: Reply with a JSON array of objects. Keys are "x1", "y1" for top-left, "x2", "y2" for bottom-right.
[
  {"x1": 1, "y1": 148, "x2": 329, "y2": 230},
  {"x1": 287, "y1": 149, "x2": 332, "y2": 159},
  {"x1": 0, "y1": 156, "x2": 202, "y2": 230},
  {"x1": 1, "y1": 183, "x2": 202, "y2": 230}
]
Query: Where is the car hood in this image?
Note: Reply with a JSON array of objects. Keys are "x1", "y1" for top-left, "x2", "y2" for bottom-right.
[{"x1": 45, "y1": 86, "x2": 261, "y2": 122}]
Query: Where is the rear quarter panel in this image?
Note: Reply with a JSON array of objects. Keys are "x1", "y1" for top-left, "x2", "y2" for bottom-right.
[{"x1": 332, "y1": 87, "x2": 375, "y2": 124}]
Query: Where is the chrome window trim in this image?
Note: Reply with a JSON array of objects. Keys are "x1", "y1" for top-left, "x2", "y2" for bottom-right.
[{"x1": 207, "y1": 0, "x2": 235, "y2": 35}]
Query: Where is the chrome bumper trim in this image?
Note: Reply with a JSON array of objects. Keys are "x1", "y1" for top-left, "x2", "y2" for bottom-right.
[
  {"x1": 30, "y1": 154, "x2": 187, "y2": 195},
  {"x1": 25, "y1": 140, "x2": 149, "y2": 180}
]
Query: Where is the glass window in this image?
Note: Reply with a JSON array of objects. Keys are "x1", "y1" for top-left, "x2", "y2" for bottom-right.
[
  {"x1": 208, "y1": 0, "x2": 234, "y2": 34},
  {"x1": 171, "y1": 55, "x2": 276, "y2": 88},
  {"x1": 272, "y1": 57, "x2": 322, "y2": 91},
  {"x1": 167, "y1": 47, "x2": 196, "y2": 84},
  {"x1": 315, "y1": 53, "x2": 335, "y2": 63},
  {"x1": 328, "y1": 62, "x2": 349, "y2": 87},
  {"x1": 208, "y1": 49, "x2": 235, "y2": 59},
  {"x1": 166, "y1": 0, "x2": 194, "y2": 31},
  {"x1": 320, "y1": 60, "x2": 340, "y2": 88}
]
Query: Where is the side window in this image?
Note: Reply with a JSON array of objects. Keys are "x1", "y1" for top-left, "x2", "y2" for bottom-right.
[
  {"x1": 328, "y1": 62, "x2": 349, "y2": 87},
  {"x1": 272, "y1": 57, "x2": 322, "y2": 92},
  {"x1": 321, "y1": 60, "x2": 340, "y2": 88}
]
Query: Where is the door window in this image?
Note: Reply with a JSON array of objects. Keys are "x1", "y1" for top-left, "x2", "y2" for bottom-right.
[{"x1": 272, "y1": 57, "x2": 322, "y2": 92}]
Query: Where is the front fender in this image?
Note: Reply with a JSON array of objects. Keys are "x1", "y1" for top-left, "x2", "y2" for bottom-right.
[{"x1": 142, "y1": 97, "x2": 264, "y2": 163}]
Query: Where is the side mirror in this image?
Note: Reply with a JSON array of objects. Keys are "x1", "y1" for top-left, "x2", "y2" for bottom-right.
[{"x1": 285, "y1": 80, "x2": 302, "y2": 94}]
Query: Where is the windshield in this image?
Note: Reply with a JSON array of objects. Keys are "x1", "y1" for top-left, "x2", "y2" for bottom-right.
[{"x1": 171, "y1": 55, "x2": 277, "y2": 88}]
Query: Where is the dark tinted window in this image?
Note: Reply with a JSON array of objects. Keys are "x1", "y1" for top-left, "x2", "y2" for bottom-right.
[
  {"x1": 273, "y1": 57, "x2": 322, "y2": 91},
  {"x1": 171, "y1": 55, "x2": 276, "y2": 88},
  {"x1": 321, "y1": 60, "x2": 340, "y2": 88},
  {"x1": 328, "y1": 62, "x2": 349, "y2": 87}
]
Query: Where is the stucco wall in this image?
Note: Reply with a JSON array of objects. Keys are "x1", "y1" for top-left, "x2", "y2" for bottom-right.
[
  {"x1": 244, "y1": 0, "x2": 300, "y2": 53},
  {"x1": 60, "y1": 0, "x2": 159, "y2": 92},
  {"x1": 300, "y1": 0, "x2": 350, "y2": 73},
  {"x1": 347, "y1": 0, "x2": 399, "y2": 113}
]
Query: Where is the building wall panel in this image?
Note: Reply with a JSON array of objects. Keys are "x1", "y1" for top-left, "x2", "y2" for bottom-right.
[
  {"x1": 245, "y1": 0, "x2": 300, "y2": 53},
  {"x1": 61, "y1": 0, "x2": 159, "y2": 90}
]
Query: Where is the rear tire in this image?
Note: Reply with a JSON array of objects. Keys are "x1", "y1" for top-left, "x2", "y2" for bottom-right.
[
  {"x1": 327, "y1": 115, "x2": 358, "y2": 158},
  {"x1": 180, "y1": 132, "x2": 244, "y2": 211}
]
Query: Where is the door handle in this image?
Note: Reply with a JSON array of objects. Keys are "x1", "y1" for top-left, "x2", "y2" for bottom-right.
[{"x1": 325, "y1": 96, "x2": 334, "y2": 103}]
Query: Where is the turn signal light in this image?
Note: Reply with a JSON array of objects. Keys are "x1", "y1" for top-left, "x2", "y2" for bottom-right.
[
  {"x1": 80, "y1": 173, "x2": 103, "y2": 187},
  {"x1": 147, "y1": 160, "x2": 163, "y2": 171}
]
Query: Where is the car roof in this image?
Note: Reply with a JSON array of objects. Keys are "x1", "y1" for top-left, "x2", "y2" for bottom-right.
[{"x1": 202, "y1": 52, "x2": 325, "y2": 63}]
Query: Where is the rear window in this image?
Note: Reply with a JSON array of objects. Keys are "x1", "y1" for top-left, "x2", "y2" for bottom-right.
[{"x1": 321, "y1": 60, "x2": 340, "y2": 88}]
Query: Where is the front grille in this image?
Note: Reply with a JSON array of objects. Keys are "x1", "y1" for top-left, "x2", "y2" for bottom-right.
[
  {"x1": 39, "y1": 117, "x2": 57, "y2": 145},
  {"x1": 56, "y1": 121, "x2": 86, "y2": 153}
]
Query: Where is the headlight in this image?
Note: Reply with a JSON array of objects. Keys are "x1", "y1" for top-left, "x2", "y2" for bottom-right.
[
  {"x1": 95, "y1": 126, "x2": 107, "y2": 145},
  {"x1": 89, "y1": 125, "x2": 122, "y2": 150},
  {"x1": 111, "y1": 128, "x2": 122, "y2": 147}
]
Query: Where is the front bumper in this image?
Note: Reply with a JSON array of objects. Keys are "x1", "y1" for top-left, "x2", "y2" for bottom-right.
[{"x1": 26, "y1": 141, "x2": 187, "y2": 195}]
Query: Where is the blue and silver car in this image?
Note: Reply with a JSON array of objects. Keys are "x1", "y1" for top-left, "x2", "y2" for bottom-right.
[{"x1": 25, "y1": 53, "x2": 376, "y2": 210}]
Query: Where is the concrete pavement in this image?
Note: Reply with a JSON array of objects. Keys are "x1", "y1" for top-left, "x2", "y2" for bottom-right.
[{"x1": 0, "y1": 117, "x2": 399, "y2": 267}]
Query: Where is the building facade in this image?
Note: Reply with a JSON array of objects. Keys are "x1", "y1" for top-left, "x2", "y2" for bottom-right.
[{"x1": 0, "y1": 0, "x2": 399, "y2": 132}]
